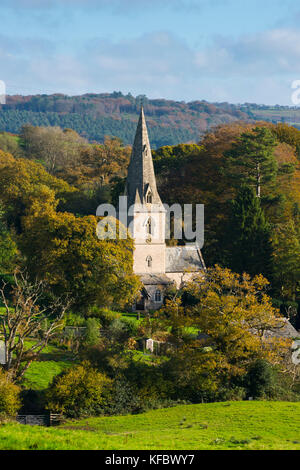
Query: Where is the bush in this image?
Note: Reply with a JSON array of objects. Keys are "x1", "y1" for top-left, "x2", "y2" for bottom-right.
[
  {"x1": 87, "y1": 307, "x2": 121, "y2": 328},
  {"x1": 244, "y1": 359, "x2": 275, "y2": 399},
  {"x1": 64, "y1": 312, "x2": 86, "y2": 327},
  {"x1": 0, "y1": 369, "x2": 21, "y2": 418},
  {"x1": 108, "y1": 377, "x2": 188, "y2": 416},
  {"x1": 46, "y1": 362, "x2": 112, "y2": 418},
  {"x1": 107, "y1": 318, "x2": 136, "y2": 343},
  {"x1": 120, "y1": 317, "x2": 139, "y2": 338},
  {"x1": 108, "y1": 378, "x2": 144, "y2": 415},
  {"x1": 82, "y1": 318, "x2": 101, "y2": 347}
]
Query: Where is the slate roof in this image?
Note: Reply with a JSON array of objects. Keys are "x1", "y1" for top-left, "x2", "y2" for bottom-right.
[
  {"x1": 262, "y1": 319, "x2": 300, "y2": 339},
  {"x1": 139, "y1": 274, "x2": 174, "y2": 286},
  {"x1": 165, "y1": 245, "x2": 205, "y2": 273}
]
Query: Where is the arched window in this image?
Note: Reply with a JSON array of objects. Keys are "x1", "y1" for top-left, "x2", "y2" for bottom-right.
[
  {"x1": 146, "y1": 192, "x2": 152, "y2": 204},
  {"x1": 146, "y1": 217, "x2": 152, "y2": 235},
  {"x1": 154, "y1": 290, "x2": 162, "y2": 302},
  {"x1": 146, "y1": 256, "x2": 152, "y2": 268}
]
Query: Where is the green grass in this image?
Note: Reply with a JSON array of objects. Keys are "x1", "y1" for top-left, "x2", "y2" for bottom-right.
[
  {"x1": 22, "y1": 342, "x2": 75, "y2": 390},
  {"x1": 121, "y1": 311, "x2": 145, "y2": 325},
  {"x1": 0, "y1": 401, "x2": 299, "y2": 450},
  {"x1": 23, "y1": 360, "x2": 73, "y2": 390}
]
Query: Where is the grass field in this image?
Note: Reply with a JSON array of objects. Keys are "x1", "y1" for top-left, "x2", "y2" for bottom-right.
[
  {"x1": 0, "y1": 401, "x2": 299, "y2": 450},
  {"x1": 22, "y1": 343, "x2": 75, "y2": 390}
]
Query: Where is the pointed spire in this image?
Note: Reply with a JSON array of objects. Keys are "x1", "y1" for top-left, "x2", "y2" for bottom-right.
[{"x1": 126, "y1": 106, "x2": 162, "y2": 208}]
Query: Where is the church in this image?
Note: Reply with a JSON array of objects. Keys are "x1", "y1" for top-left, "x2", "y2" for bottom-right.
[{"x1": 121, "y1": 107, "x2": 205, "y2": 311}]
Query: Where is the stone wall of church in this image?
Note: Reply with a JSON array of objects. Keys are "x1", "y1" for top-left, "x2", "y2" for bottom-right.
[
  {"x1": 134, "y1": 243, "x2": 166, "y2": 274},
  {"x1": 144, "y1": 284, "x2": 164, "y2": 310},
  {"x1": 130, "y1": 210, "x2": 166, "y2": 245}
]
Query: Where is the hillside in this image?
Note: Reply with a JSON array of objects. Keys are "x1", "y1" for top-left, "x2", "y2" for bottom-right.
[
  {"x1": 0, "y1": 92, "x2": 251, "y2": 148},
  {"x1": 0, "y1": 402, "x2": 299, "y2": 450},
  {"x1": 1, "y1": 93, "x2": 300, "y2": 148}
]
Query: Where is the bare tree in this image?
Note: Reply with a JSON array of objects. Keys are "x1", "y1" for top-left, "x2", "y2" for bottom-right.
[
  {"x1": 20, "y1": 125, "x2": 87, "y2": 174},
  {"x1": 0, "y1": 270, "x2": 71, "y2": 380}
]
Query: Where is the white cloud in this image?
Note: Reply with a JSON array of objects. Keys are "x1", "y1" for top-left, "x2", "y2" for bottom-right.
[
  {"x1": 1, "y1": 27, "x2": 299, "y2": 104},
  {"x1": 197, "y1": 29, "x2": 300, "y2": 76}
]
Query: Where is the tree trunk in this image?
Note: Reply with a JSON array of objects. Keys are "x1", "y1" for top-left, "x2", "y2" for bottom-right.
[{"x1": 256, "y1": 163, "x2": 261, "y2": 198}]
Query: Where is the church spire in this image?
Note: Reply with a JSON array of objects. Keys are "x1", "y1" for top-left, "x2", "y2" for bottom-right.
[{"x1": 126, "y1": 106, "x2": 162, "y2": 208}]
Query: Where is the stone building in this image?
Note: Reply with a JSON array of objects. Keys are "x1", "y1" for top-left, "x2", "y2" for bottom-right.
[{"x1": 121, "y1": 107, "x2": 205, "y2": 311}]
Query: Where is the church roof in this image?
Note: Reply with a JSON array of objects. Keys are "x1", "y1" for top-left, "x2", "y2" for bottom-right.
[
  {"x1": 261, "y1": 319, "x2": 300, "y2": 339},
  {"x1": 165, "y1": 245, "x2": 205, "y2": 273},
  {"x1": 139, "y1": 273, "x2": 174, "y2": 286},
  {"x1": 125, "y1": 107, "x2": 162, "y2": 208}
]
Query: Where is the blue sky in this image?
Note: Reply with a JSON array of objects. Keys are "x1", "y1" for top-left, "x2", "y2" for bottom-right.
[{"x1": 1, "y1": 0, "x2": 300, "y2": 104}]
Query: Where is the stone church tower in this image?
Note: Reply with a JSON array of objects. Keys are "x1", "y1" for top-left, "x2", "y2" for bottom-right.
[
  {"x1": 125, "y1": 107, "x2": 166, "y2": 276},
  {"x1": 124, "y1": 107, "x2": 205, "y2": 311}
]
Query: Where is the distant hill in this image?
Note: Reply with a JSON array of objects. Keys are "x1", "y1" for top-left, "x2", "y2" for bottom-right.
[{"x1": 0, "y1": 92, "x2": 300, "y2": 148}]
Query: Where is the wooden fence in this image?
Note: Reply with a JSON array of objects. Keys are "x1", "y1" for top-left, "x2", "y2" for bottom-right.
[{"x1": 16, "y1": 413, "x2": 63, "y2": 427}]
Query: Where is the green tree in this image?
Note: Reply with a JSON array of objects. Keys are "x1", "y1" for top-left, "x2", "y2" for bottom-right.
[
  {"x1": 224, "y1": 126, "x2": 277, "y2": 197},
  {"x1": 82, "y1": 318, "x2": 101, "y2": 347},
  {"x1": 226, "y1": 185, "x2": 273, "y2": 278},
  {"x1": 244, "y1": 359, "x2": 275, "y2": 399},
  {"x1": 271, "y1": 220, "x2": 300, "y2": 302}
]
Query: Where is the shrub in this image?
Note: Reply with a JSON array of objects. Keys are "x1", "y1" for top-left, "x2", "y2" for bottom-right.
[
  {"x1": 244, "y1": 359, "x2": 275, "y2": 399},
  {"x1": 46, "y1": 362, "x2": 112, "y2": 418},
  {"x1": 107, "y1": 318, "x2": 132, "y2": 343},
  {"x1": 0, "y1": 369, "x2": 21, "y2": 418},
  {"x1": 64, "y1": 312, "x2": 86, "y2": 327},
  {"x1": 108, "y1": 377, "x2": 187, "y2": 416},
  {"x1": 108, "y1": 378, "x2": 144, "y2": 415},
  {"x1": 120, "y1": 317, "x2": 139, "y2": 338},
  {"x1": 82, "y1": 318, "x2": 101, "y2": 347},
  {"x1": 88, "y1": 307, "x2": 121, "y2": 328}
]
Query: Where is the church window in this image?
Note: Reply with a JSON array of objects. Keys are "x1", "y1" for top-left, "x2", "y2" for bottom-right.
[
  {"x1": 146, "y1": 192, "x2": 152, "y2": 204},
  {"x1": 146, "y1": 217, "x2": 152, "y2": 235},
  {"x1": 146, "y1": 256, "x2": 152, "y2": 268},
  {"x1": 154, "y1": 290, "x2": 162, "y2": 302}
]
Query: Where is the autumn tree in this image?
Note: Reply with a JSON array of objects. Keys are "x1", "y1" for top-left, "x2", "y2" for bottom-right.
[
  {"x1": 155, "y1": 266, "x2": 290, "y2": 400},
  {"x1": 20, "y1": 202, "x2": 141, "y2": 312},
  {"x1": 271, "y1": 122, "x2": 300, "y2": 160},
  {"x1": 77, "y1": 136, "x2": 131, "y2": 187},
  {"x1": 0, "y1": 152, "x2": 75, "y2": 230},
  {"x1": 45, "y1": 362, "x2": 112, "y2": 417},
  {"x1": 0, "y1": 204, "x2": 18, "y2": 273},
  {"x1": 20, "y1": 124, "x2": 87, "y2": 174},
  {"x1": 0, "y1": 369, "x2": 21, "y2": 417}
]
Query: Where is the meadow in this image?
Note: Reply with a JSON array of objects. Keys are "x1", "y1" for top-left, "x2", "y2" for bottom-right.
[{"x1": 0, "y1": 401, "x2": 299, "y2": 450}]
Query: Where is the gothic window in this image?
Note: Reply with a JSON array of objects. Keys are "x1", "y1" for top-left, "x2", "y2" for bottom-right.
[
  {"x1": 146, "y1": 217, "x2": 152, "y2": 235},
  {"x1": 146, "y1": 256, "x2": 152, "y2": 268},
  {"x1": 154, "y1": 290, "x2": 162, "y2": 303},
  {"x1": 146, "y1": 192, "x2": 152, "y2": 204}
]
